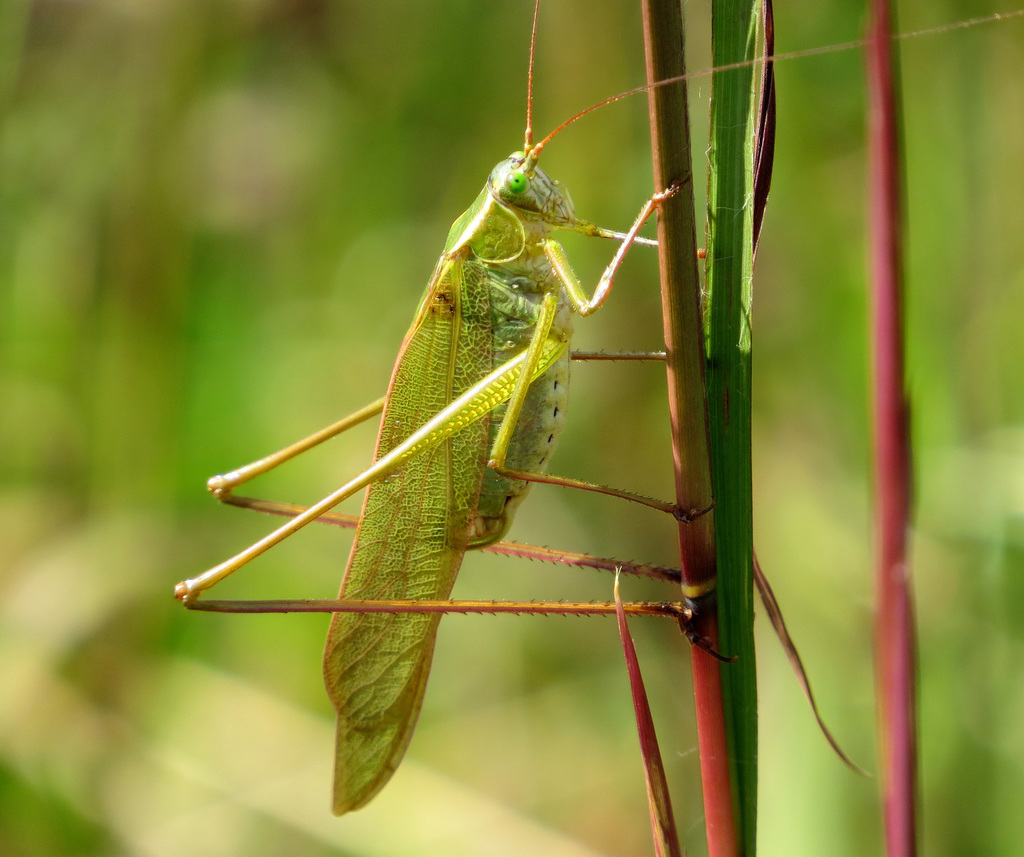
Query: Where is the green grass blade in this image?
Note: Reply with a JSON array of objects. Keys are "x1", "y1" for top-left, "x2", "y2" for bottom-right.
[{"x1": 706, "y1": 0, "x2": 761, "y2": 852}]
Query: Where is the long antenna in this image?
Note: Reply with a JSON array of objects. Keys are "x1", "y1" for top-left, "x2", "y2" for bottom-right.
[
  {"x1": 524, "y1": 0, "x2": 542, "y2": 156},
  {"x1": 527, "y1": 7, "x2": 1024, "y2": 163}
]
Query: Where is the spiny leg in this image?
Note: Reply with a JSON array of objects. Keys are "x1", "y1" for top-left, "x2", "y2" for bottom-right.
[
  {"x1": 207, "y1": 397, "x2": 385, "y2": 499},
  {"x1": 185, "y1": 597, "x2": 693, "y2": 620},
  {"x1": 559, "y1": 182, "x2": 682, "y2": 318},
  {"x1": 205, "y1": 494, "x2": 682, "y2": 584}
]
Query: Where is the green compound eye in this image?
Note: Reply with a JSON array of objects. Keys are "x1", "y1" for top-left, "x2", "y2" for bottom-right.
[{"x1": 506, "y1": 169, "x2": 528, "y2": 195}]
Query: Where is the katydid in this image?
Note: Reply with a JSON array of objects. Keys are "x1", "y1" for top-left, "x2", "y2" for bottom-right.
[
  {"x1": 315, "y1": 169, "x2": 676, "y2": 815},
  {"x1": 175, "y1": 3, "x2": 684, "y2": 816}
]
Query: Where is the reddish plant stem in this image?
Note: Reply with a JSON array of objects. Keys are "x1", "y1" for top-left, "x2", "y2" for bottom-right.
[
  {"x1": 639, "y1": 1, "x2": 737, "y2": 854},
  {"x1": 866, "y1": 0, "x2": 918, "y2": 854}
]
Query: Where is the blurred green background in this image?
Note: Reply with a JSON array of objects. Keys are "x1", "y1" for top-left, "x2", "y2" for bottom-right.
[{"x1": 1, "y1": 0, "x2": 1021, "y2": 854}]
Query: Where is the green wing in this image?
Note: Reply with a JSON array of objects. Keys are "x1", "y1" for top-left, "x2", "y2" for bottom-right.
[{"x1": 323, "y1": 255, "x2": 493, "y2": 815}]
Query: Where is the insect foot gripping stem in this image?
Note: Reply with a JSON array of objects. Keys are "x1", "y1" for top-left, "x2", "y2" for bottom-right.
[
  {"x1": 685, "y1": 628, "x2": 735, "y2": 663},
  {"x1": 680, "y1": 618, "x2": 735, "y2": 663},
  {"x1": 674, "y1": 498, "x2": 716, "y2": 523},
  {"x1": 654, "y1": 180, "x2": 684, "y2": 203},
  {"x1": 676, "y1": 589, "x2": 735, "y2": 662}
]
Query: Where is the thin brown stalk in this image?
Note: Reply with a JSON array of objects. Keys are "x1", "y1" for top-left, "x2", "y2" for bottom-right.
[{"x1": 638, "y1": 1, "x2": 737, "y2": 855}]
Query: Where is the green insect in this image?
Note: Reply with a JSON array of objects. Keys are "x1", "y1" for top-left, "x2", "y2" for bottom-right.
[
  {"x1": 175, "y1": 2, "x2": 679, "y2": 815},
  {"x1": 319, "y1": 156, "x2": 674, "y2": 814}
]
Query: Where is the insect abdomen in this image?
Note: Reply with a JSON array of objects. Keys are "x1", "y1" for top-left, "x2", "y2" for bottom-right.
[{"x1": 471, "y1": 258, "x2": 573, "y2": 547}]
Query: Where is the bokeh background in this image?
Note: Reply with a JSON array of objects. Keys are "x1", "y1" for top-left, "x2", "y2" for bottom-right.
[{"x1": 1, "y1": 0, "x2": 1021, "y2": 854}]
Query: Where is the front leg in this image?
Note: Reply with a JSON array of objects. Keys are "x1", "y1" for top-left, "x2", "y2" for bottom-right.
[{"x1": 555, "y1": 183, "x2": 681, "y2": 317}]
